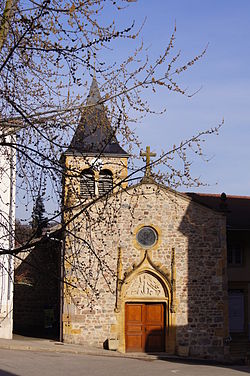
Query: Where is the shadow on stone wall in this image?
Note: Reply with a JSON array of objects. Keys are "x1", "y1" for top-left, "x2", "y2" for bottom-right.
[
  {"x1": 178, "y1": 199, "x2": 228, "y2": 362},
  {"x1": 13, "y1": 239, "x2": 61, "y2": 340}
]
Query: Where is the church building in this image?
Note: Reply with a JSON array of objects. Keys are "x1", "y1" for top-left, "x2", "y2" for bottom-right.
[{"x1": 61, "y1": 78, "x2": 230, "y2": 361}]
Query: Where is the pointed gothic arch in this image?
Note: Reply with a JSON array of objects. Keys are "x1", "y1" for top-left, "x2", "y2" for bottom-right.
[{"x1": 115, "y1": 252, "x2": 176, "y2": 353}]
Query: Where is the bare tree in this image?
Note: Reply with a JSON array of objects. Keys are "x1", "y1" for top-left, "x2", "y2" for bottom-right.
[{"x1": 0, "y1": 0, "x2": 222, "y2": 297}]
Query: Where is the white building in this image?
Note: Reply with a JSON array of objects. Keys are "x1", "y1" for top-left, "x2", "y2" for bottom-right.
[{"x1": 0, "y1": 134, "x2": 15, "y2": 338}]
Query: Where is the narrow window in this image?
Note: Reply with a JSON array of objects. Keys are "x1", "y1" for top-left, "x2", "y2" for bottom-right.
[
  {"x1": 227, "y1": 243, "x2": 243, "y2": 266},
  {"x1": 80, "y1": 169, "x2": 95, "y2": 198},
  {"x1": 99, "y1": 169, "x2": 113, "y2": 196}
]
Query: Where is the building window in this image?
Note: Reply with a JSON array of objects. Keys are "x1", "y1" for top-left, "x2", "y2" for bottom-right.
[
  {"x1": 80, "y1": 169, "x2": 95, "y2": 198},
  {"x1": 136, "y1": 226, "x2": 158, "y2": 248},
  {"x1": 227, "y1": 244, "x2": 243, "y2": 266},
  {"x1": 99, "y1": 169, "x2": 113, "y2": 196}
]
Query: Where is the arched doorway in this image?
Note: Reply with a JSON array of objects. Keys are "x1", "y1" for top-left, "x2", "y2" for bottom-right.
[
  {"x1": 123, "y1": 272, "x2": 168, "y2": 353},
  {"x1": 116, "y1": 254, "x2": 176, "y2": 354}
]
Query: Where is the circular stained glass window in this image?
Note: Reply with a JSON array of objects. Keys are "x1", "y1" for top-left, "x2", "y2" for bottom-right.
[{"x1": 136, "y1": 226, "x2": 158, "y2": 248}]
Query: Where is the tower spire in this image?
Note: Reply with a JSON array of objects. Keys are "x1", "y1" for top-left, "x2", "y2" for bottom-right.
[
  {"x1": 93, "y1": 52, "x2": 96, "y2": 80},
  {"x1": 67, "y1": 78, "x2": 128, "y2": 156},
  {"x1": 86, "y1": 75, "x2": 102, "y2": 108}
]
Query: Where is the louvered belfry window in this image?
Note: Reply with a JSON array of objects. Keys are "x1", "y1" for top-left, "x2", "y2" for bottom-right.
[
  {"x1": 99, "y1": 169, "x2": 113, "y2": 196},
  {"x1": 80, "y1": 169, "x2": 95, "y2": 198}
]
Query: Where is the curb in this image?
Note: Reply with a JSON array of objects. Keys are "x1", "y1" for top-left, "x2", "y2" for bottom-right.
[
  {"x1": 0, "y1": 340, "x2": 239, "y2": 366},
  {"x1": 0, "y1": 341, "x2": 157, "y2": 359}
]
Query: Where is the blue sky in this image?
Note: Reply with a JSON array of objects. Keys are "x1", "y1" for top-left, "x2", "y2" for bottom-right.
[
  {"x1": 16, "y1": 1, "x2": 250, "y2": 221},
  {"x1": 106, "y1": 0, "x2": 250, "y2": 195}
]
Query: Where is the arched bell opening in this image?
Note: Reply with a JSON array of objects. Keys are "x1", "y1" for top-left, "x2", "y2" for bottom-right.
[
  {"x1": 98, "y1": 169, "x2": 113, "y2": 196},
  {"x1": 80, "y1": 169, "x2": 95, "y2": 198}
]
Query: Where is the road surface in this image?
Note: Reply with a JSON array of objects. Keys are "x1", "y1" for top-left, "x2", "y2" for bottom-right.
[{"x1": 0, "y1": 349, "x2": 249, "y2": 376}]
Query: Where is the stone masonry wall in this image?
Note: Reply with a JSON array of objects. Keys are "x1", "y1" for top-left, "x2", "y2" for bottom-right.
[
  {"x1": 63, "y1": 182, "x2": 228, "y2": 360},
  {"x1": 14, "y1": 240, "x2": 60, "y2": 339}
]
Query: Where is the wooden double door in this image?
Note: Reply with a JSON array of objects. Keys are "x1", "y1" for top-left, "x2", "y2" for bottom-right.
[{"x1": 125, "y1": 302, "x2": 165, "y2": 352}]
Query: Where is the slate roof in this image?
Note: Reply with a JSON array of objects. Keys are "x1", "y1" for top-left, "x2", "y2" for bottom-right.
[
  {"x1": 186, "y1": 193, "x2": 250, "y2": 230},
  {"x1": 67, "y1": 78, "x2": 128, "y2": 156}
]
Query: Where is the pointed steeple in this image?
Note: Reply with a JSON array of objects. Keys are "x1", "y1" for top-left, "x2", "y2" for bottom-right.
[
  {"x1": 67, "y1": 78, "x2": 128, "y2": 156},
  {"x1": 86, "y1": 76, "x2": 102, "y2": 108}
]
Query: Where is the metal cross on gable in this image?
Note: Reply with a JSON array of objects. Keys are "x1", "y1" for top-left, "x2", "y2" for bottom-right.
[{"x1": 140, "y1": 146, "x2": 156, "y2": 177}]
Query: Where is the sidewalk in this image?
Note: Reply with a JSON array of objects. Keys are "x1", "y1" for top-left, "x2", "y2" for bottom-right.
[
  {"x1": 0, "y1": 335, "x2": 162, "y2": 360},
  {"x1": 0, "y1": 335, "x2": 237, "y2": 365}
]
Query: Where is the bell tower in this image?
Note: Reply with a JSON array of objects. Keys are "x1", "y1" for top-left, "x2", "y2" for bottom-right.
[{"x1": 63, "y1": 77, "x2": 128, "y2": 208}]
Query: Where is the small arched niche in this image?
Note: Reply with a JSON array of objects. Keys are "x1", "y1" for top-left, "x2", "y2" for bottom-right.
[
  {"x1": 80, "y1": 168, "x2": 95, "y2": 198},
  {"x1": 99, "y1": 169, "x2": 113, "y2": 196}
]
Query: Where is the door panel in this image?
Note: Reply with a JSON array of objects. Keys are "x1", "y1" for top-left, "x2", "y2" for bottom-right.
[
  {"x1": 126, "y1": 334, "x2": 143, "y2": 351},
  {"x1": 145, "y1": 331, "x2": 163, "y2": 352},
  {"x1": 145, "y1": 304, "x2": 164, "y2": 352},
  {"x1": 146, "y1": 304, "x2": 163, "y2": 322},
  {"x1": 126, "y1": 304, "x2": 143, "y2": 322},
  {"x1": 125, "y1": 304, "x2": 144, "y2": 352},
  {"x1": 229, "y1": 291, "x2": 244, "y2": 333},
  {"x1": 125, "y1": 303, "x2": 165, "y2": 352}
]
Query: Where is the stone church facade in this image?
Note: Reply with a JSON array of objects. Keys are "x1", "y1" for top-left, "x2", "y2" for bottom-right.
[{"x1": 62, "y1": 78, "x2": 229, "y2": 360}]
